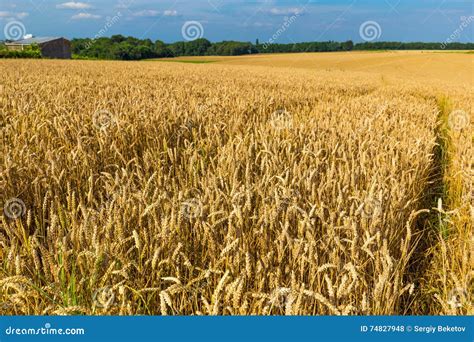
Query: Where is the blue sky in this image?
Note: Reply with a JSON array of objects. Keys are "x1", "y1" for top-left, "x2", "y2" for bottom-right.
[{"x1": 0, "y1": 0, "x2": 473, "y2": 43}]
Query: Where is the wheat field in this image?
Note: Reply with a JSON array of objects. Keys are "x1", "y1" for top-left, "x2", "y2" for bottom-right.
[{"x1": 0, "y1": 52, "x2": 472, "y2": 315}]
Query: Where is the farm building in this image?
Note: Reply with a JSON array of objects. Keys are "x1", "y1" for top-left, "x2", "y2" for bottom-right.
[{"x1": 5, "y1": 37, "x2": 71, "y2": 59}]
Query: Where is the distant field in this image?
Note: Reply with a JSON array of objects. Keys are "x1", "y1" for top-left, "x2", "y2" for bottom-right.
[
  {"x1": 148, "y1": 59, "x2": 217, "y2": 64},
  {"x1": 0, "y1": 52, "x2": 472, "y2": 316},
  {"x1": 157, "y1": 51, "x2": 473, "y2": 85}
]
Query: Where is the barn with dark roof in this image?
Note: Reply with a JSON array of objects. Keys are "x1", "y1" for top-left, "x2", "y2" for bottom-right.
[{"x1": 5, "y1": 37, "x2": 71, "y2": 59}]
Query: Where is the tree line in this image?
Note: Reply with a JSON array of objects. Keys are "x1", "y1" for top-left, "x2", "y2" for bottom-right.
[
  {"x1": 71, "y1": 36, "x2": 259, "y2": 60},
  {"x1": 71, "y1": 36, "x2": 473, "y2": 60},
  {"x1": 353, "y1": 41, "x2": 474, "y2": 50},
  {"x1": 1, "y1": 35, "x2": 472, "y2": 60}
]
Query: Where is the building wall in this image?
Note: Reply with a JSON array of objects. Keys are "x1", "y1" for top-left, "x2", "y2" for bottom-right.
[
  {"x1": 39, "y1": 39, "x2": 71, "y2": 59},
  {"x1": 5, "y1": 39, "x2": 72, "y2": 59},
  {"x1": 5, "y1": 45, "x2": 24, "y2": 51}
]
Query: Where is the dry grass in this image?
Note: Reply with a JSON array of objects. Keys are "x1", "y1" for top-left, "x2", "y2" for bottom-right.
[
  {"x1": 416, "y1": 92, "x2": 473, "y2": 315},
  {"x1": 0, "y1": 54, "x2": 472, "y2": 315}
]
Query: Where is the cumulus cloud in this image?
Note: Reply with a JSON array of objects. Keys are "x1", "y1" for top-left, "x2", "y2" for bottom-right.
[
  {"x1": 71, "y1": 13, "x2": 101, "y2": 20},
  {"x1": 116, "y1": 3, "x2": 130, "y2": 10},
  {"x1": 163, "y1": 10, "x2": 178, "y2": 16},
  {"x1": 56, "y1": 1, "x2": 92, "y2": 10},
  {"x1": 132, "y1": 9, "x2": 178, "y2": 17},
  {"x1": 16, "y1": 12, "x2": 29, "y2": 19},
  {"x1": 0, "y1": 11, "x2": 29, "y2": 19},
  {"x1": 57, "y1": 2, "x2": 93, "y2": 10},
  {"x1": 269, "y1": 8, "x2": 305, "y2": 16},
  {"x1": 133, "y1": 10, "x2": 161, "y2": 17},
  {"x1": 243, "y1": 21, "x2": 273, "y2": 28}
]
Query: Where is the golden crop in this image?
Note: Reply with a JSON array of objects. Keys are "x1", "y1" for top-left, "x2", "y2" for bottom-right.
[{"x1": 0, "y1": 54, "x2": 472, "y2": 315}]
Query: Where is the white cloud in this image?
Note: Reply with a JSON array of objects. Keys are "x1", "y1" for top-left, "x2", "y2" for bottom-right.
[
  {"x1": 163, "y1": 10, "x2": 178, "y2": 16},
  {"x1": 57, "y1": 2, "x2": 93, "y2": 10},
  {"x1": 16, "y1": 12, "x2": 29, "y2": 19},
  {"x1": 133, "y1": 10, "x2": 160, "y2": 17},
  {"x1": 0, "y1": 11, "x2": 29, "y2": 19},
  {"x1": 269, "y1": 8, "x2": 305, "y2": 16},
  {"x1": 244, "y1": 21, "x2": 273, "y2": 28},
  {"x1": 71, "y1": 13, "x2": 101, "y2": 20},
  {"x1": 132, "y1": 9, "x2": 178, "y2": 17}
]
